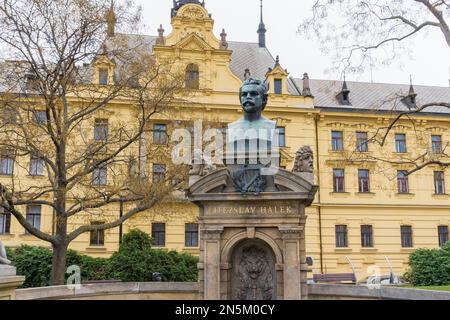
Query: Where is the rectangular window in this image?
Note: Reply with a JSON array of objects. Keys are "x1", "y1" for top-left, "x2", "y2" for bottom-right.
[
  {"x1": 401, "y1": 226, "x2": 413, "y2": 248},
  {"x1": 358, "y1": 169, "x2": 370, "y2": 193},
  {"x1": 90, "y1": 222, "x2": 105, "y2": 246},
  {"x1": 331, "y1": 131, "x2": 344, "y2": 151},
  {"x1": 92, "y1": 165, "x2": 107, "y2": 186},
  {"x1": 152, "y1": 164, "x2": 166, "y2": 183},
  {"x1": 25, "y1": 205, "x2": 41, "y2": 233},
  {"x1": 185, "y1": 223, "x2": 199, "y2": 247},
  {"x1": 274, "y1": 79, "x2": 282, "y2": 94},
  {"x1": 153, "y1": 124, "x2": 168, "y2": 145},
  {"x1": 0, "y1": 207, "x2": 11, "y2": 234},
  {"x1": 356, "y1": 131, "x2": 368, "y2": 152},
  {"x1": 277, "y1": 127, "x2": 286, "y2": 147},
  {"x1": 32, "y1": 110, "x2": 47, "y2": 125},
  {"x1": 2, "y1": 108, "x2": 17, "y2": 125},
  {"x1": 335, "y1": 225, "x2": 348, "y2": 248},
  {"x1": 431, "y1": 135, "x2": 443, "y2": 154},
  {"x1": 361, "y1": 225, "x2": 373, "y2": 248},
  {"x1": 94, "y1": 119, "x2": 108, "y2": 141},
  {"x1": 434, "y1": 171, "x2": 446, "y2": 194},
  {"x1": 0, "y1": 155, "x2": 14, "y2": 176},
  {"x1": 99, "y1": 68, "x2": 109, "y2": 85},
  {"x1": 397, "y1": 170, "x2": 409, "y2": 194},
  {"x1": 395, "y1": 134, "x2": 407, "y2": 153},
  {"x1": 333, "y1": 169, "x2": 345, "y2": 193},
  {"x1": 438, "y1": 226, "x2": 449, "y2": 247},
  {"x1": 30, "y1": 155, "x2": 44, "y2": 176},
  {"x1": 152, "y1": 223, "x2": 166, "y2": 247}
]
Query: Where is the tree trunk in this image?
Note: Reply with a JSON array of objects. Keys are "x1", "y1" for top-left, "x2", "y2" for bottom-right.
[{"x1": 50, "y1": 242, "x2": 68, "y2": 286}]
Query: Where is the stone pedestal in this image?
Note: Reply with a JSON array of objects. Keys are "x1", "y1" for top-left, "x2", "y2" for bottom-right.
[
  {"x1": 188, "y1": 167, "x2": 317, "y2": 300},
  {"x1": 0, "y1": 265, "x2": 25, "y2": 300}
]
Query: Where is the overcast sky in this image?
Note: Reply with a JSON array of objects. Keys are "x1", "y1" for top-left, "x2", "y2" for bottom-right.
[{"x1": 132, "y1": 0, "x2": 450, "y2": 87}]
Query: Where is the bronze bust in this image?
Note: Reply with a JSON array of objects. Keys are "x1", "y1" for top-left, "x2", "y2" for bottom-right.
[{"x1": 227, "y1": 78, "x2": 276, "y2": 150}]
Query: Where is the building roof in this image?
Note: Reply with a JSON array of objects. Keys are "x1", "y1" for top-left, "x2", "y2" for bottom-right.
[
  {"x1": 297, "y1": 79, "x2": 450, "y2": 115},
  {"x1": 2, "y1": 32, "x2": 449, "y2": 116}
]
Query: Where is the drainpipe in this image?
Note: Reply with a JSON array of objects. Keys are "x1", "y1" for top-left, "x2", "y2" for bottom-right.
[
  {"x1": 314, "y1": 115, "x2": 324, "y2": 273},
  {"x1": 119, "y1": 199, "x2": 123, "y2": 244}
]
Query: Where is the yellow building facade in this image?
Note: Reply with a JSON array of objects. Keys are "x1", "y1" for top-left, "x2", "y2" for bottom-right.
[{"x1": 1, "y1": 1, "x2": 449, "y2": 280}]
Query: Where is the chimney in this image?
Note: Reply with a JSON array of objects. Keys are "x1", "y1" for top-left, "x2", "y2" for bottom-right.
[{"x1": 302, "y1": 73, "x2": 312, "y2": 97}]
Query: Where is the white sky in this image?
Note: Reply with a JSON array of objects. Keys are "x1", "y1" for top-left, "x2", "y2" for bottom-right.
[{"x1": 132, "y1": 0, "x2": 450, "y2": 87}]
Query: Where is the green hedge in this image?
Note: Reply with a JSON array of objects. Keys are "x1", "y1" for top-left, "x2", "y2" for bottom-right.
[
  {"x1": 107, "y1": 230, "x2": 198, "y2": 282},
  {"x1": 6, "y1": 229, "x2": 198, "y2": 288},
  {"x1": 404, "y1": 243, "x2": 450, "y2": 286}
]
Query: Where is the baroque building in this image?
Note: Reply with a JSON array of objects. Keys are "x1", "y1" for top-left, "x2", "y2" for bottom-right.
[{"x1": 1, "y1": 0, "x2": 450, "y2": 279}]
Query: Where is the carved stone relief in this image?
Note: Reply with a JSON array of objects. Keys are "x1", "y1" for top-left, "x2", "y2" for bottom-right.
[{"x1": 231, "y1": 240, "x2": 276, "y2": 300}]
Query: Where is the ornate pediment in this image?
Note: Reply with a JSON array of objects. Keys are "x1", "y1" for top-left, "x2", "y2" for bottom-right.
[
  {"x1": 188, "y1": 167, "x2": 318, "y2": 204},
  {"x1": 175, "y1": 33, "x2": 215, "y2": 52}
]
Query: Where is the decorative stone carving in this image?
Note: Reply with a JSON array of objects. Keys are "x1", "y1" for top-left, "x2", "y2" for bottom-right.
[
  {"x1": 189, "y1": 149, "x2": 216, "y2": 177},
  {"x1": 233, "y1": 244, "x2": 275, "y2": 300},
  {"x1": 292, "y1": 146, "x2": 314, "y2": 173},
  {"x1": 0, "y1": 240, "x2": 11, "y2": 265},
  {"x1": 232, "y1": 165, "x2": 267, "y2": 195},
  {"x1": 180, "y1": 7, "x2": 206, "y2": 20}
]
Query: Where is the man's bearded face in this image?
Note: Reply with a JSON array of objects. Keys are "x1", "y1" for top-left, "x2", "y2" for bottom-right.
[{"x1": 240, "y1": 84, "x2": 264, "y2": 114}]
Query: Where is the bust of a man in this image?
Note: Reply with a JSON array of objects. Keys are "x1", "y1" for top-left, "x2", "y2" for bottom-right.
[{"x1": 227, "y1": 78, "x2": 276, "y2": 151}]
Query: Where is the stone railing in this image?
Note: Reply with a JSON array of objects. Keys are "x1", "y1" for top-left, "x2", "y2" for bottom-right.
[
  {"x1": 308, "y1": 284, "x2": 450, "y2": 300},
  {"x1": 15, "y1": 282, "x2": 199, "y2": 300},
  {"x1": 13, "y1": 282, "x2": 450, "y2": 300}
]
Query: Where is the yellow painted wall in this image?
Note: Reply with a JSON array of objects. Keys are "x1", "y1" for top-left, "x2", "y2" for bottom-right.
[{"x1": 1, "y1": 3, "x2": 449, "y2": 280}]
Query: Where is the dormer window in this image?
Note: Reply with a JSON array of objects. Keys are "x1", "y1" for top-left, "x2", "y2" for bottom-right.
[
  {"x1": 336, "y1": 78, "x2": 351, "y2": 105},
  {"x1": 186, "y1": 64, "x2": 199, "y2": 89},
  {"x1": 99, "y1": 68, "x2": 109, "y2": 85},
  {"x1": 274, "y1": 79, "x2": 282, "y2": 95}
]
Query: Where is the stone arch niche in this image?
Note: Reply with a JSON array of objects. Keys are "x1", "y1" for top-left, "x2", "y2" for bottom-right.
[
  {"x1": 230, "y1": 239, "x2": 277, "y2": 300},
  {"x1": 188, "y1": 167, "x2": 317, "y2": 300}
]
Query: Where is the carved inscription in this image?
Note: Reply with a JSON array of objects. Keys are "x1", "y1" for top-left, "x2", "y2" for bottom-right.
[{"x1": 211, "y1": 204, "x2": 294, "y2": 216}]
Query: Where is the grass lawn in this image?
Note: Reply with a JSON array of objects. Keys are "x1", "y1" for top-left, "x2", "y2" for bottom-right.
[{"x1": 413, "y1": 286, "x2": 450, "y2": 292}]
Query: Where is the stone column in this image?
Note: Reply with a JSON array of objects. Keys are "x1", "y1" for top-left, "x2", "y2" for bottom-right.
[
  {"x1": 279, "y1": 226, "x2": 304, "y2": 300},
  {"x1": 202, "y1": 226, "x2": 223, "y2": 300}
]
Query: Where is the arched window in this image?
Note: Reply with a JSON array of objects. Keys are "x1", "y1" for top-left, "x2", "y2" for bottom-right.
[{"x1": 185, "y1": 64, "x2": 199, "y2": 89}]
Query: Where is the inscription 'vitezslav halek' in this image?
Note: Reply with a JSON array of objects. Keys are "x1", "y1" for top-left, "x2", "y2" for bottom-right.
[{"x1": 212, "y1": 205, "x2": 294, "y2": 215}]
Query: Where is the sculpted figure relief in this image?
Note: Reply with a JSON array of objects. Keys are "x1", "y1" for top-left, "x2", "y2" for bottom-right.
[
  {"x1": 234, "y1": 245, "x2": 274, "y2": 300},
  {"x1": 189, "y1": 149, "x2": 216, "y2": 177},
  {"x1": 292, "y1": 146, "x2": 314, "y2": 173},
  {"x1": 0, "y1": 240, "x2": 11, "y2": 265}
]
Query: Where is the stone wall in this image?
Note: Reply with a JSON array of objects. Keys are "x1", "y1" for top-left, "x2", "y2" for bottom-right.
[
  {"x1": 308, "y1": 284, "x2": 450, "y2": 300},
  {"x1": 15, "y1": 282, "x2": 199, "y2": 300},
  {"x1": 14, "y1": 282, "x2": 450, "y2": 300}
]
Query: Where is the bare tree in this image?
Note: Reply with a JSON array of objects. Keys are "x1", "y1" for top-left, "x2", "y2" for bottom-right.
[
  {"x1": 0, "y1": 0, "x2": 188, "y2": 285},
  {"x1": 299, "y1": 0, "x2": 449, "y2": 73},
  {"x1": 300, "y1": 0, "x2": 450, "y2": 174}
]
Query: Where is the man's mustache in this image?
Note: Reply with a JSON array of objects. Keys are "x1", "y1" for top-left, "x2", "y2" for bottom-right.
[{"x1": 243, "y1": 101, "x2": 255, "y2": 106}]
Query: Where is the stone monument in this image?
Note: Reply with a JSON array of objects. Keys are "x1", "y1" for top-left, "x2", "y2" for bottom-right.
[
  {"x1": 0, "y1": 240, "x2": 25, "y2": 300},
  {"x1": 188, "y1": 79, "x2": 317, "y2": 300}
]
